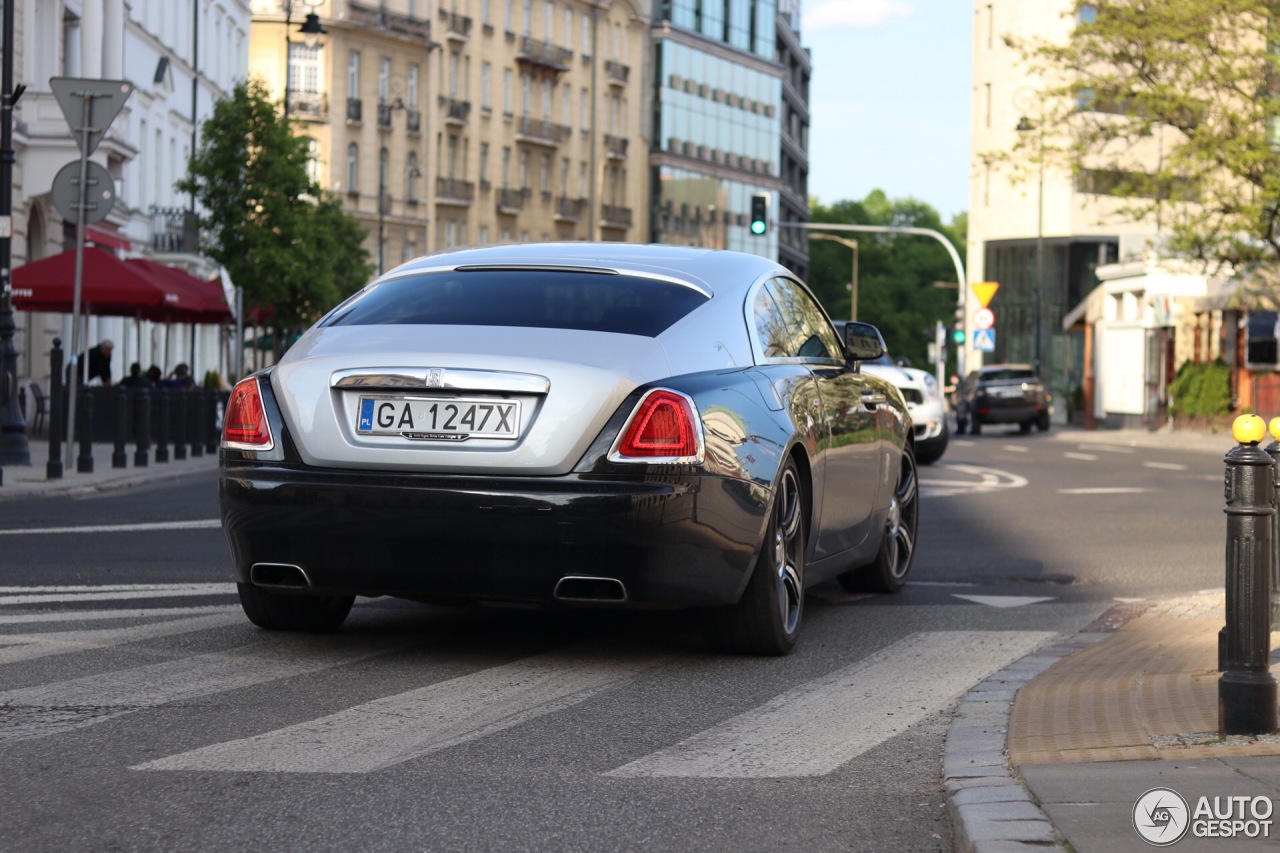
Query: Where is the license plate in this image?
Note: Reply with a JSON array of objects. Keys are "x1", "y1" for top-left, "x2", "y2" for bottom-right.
[{"x1": 357, "y1": 397, "x2": 520, "y2": 441}]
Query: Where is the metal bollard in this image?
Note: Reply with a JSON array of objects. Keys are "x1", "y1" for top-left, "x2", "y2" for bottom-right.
[
  {"x1": 173, "y1": 390, "x2": 188, "y2": 460},
  {"x1": 112, "y1": 385, "x2": 129, "y2": 468},
  {"x1": 189, "y1": 390, "x2": 204, "y2": 458},
  {"x1": 133, "y1": 386, "x2": 151, "y2": 467},
  {"x1": 75, "y1": 386, "x2": 93, "y2": 474},
  {"x1": 46, "y1": 338, "x2": 63, "y2": 479},
  {"x1": 1266, "y1": 418, "x2": 1280, "y2": 625},
  {"x1": 1220, "y1": 414, "x2": 1279, "y2": 735},
  {"x1": 155, "y1": 388, "x2": 171, "y2": 463}
]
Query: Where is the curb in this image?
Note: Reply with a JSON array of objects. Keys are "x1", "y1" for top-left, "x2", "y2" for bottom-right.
[
  {"x1": 944, "y1": 636, "x2": 1103, "y2": 852},
  {"x1": 0, "y1": 457, "x2": 218, "y2": 501}
]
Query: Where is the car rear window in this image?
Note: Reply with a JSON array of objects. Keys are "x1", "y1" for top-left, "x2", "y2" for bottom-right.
[
  {"x1": 323, "y1": 269, "x2": 709, "y2": 337},
  {"x1": 981, "y1": 368, "x2": 1037, "y2": 382}
]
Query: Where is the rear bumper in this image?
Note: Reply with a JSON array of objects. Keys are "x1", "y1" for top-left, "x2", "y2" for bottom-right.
[
  {"x1": 972, "y1": 400, "x2": 1045, "y2": 424},
  {"x1": 219, "y1": 461, "x2": 767, "y2": 608}
]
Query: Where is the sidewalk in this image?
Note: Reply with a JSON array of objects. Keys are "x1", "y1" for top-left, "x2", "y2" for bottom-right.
[
  {"x1": 949, "y1": 422, "x2": 1280, "y2": 851},
  {"x1": 0, "y1": 439, "x2": 218, "y2": 499}
]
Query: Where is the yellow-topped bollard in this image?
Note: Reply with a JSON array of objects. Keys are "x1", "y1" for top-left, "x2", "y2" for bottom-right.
[
  {"x1": 1234, "y1": 414, "x2": 1267, "y2": 445},
  {"x1": 1270, "y1": 417, "x2": 1280, "y2": 442}
]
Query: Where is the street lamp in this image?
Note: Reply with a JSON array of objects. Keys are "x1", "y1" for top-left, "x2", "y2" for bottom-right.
[
  {"x1": 809, "y1": 233, "x2": 859, "y2": 321},
  {"x1": 283, "y1": 1, "x2": 327, "y2": 120},
  {"x1": 1016, "y1": 114, "x2": 1044, "y2": 373}
]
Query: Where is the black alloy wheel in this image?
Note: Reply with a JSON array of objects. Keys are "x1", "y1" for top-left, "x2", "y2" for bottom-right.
[
  {"x1": 704, "y1": 457, "x2": 805, "y2": 656},
  {"x1": 839, "y1": 442, "x2": 919, "y2": 594}
]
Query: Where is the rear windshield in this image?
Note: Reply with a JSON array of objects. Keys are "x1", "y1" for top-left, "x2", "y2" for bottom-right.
[
  {"x1": 980, "y1": 368, "x2": 1037, "y2": 383},
  {"x1": 323, "y1": 269, "x2": 708, "y2": 337}
]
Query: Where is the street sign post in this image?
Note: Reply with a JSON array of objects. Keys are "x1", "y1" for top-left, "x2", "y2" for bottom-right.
[{"x1": 50, "y1": 77, "x2": 133, "y2": 473}]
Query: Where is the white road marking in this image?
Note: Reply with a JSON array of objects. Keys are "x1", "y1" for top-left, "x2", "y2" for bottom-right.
[
  {"x1": 1114, "y1": 597, "x2": 1146, "y2": 603},
  {"x1": 1143, "y1": 461, "x2": 1187, "y2": 471},
  {"x1": 920, "y1": 464, "x2": 1028, "y2": 498},
  {"x1": 1063, "y1": 452, "x2": 1097, "y2": 461},
  {"x1": 0, "y1": 612, "x2": 245, "y2": 665},
  {"x1": 136, "y1": 648, "x2": 671, "y2": 774},
  {"x1": 952, "y1": 595, "x2": 1055, "y2": 608},
  {"x1": 1056, "y1": 487, "x2": 1149, "y2": 495},
  {"x1": 1084, "y1": 445, "x2": 1136, "y2": 454},
  {"x1": 0, "y1": 605, "x2": 235, "y2": 626},
  {"x1": 1001, "y1": 445, "x2": 1030, "y2": 453},
  {"x1": 605, "y1": 631, "x2": 1054, "y2": 778},
  {"x1": 0, "y1": 633, "x2": 414, "y2": 743},
  {"x1": 0, "y1": 584, "x2": 236, "y2": 606},
  {"x1": 0, "y1": 519, "x2": 222, "y2": 536}
]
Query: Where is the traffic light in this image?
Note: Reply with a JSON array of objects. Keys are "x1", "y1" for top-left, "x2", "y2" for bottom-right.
[
  {"x1": 749, "y1": 193, "x2": 769, "y2": 235},
  {"x1": 952, "y1": 306, "x2": 965, "y2": 343}
]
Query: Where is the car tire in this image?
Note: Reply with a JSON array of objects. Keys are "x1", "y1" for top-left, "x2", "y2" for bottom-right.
[
  {"x1": 1037, "y1": 411, "x2": 1051, "y2": 432},
  {"x1": 704, "y1": 458, "x2": 805, "y2": 656},
  {"x1": 237, "y1": 582, "x2": 355, "y2": 632},
  {"x1": 838, "y1": 442, "x2": 919, "y2": 594}
]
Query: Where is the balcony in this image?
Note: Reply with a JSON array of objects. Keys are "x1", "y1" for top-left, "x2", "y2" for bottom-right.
[
  {"x1": 149, "y1": 207, "x2": 200, "y2": 254},
  {"x1": 438, "y1": 9, "x2": 473, "y2": 40},
  {"x1": 515, "y1": 116, "x2": 568, "y2": 147},
  {"x1": 436, "y1": 177, "x2": 476, "y2": 205},
  {"x1": 604, "y1": 134, "x2": 628, "y2": 160},
  {"x1": 347, "y1": 0, "x2": 432, "y2": 43},
  {"x1": 286, "y1": 91, "x2": 329, "y2": 120},
  {"x1": 516, "y1": 36, "x2": 571, "y2": 74},
  {"x1": 406, "y1": 109, "x2": 421, "y2": 133},
  {"x1": 600, "y1": 204, "x2": 632, "y2": 229},
  {"x1": 496, "y1": 187, "x2": 529, "y2": 215},
  {"x1": 440, "y1": 97, "x2": 471, "y2": 125},
  {"x1": 604, "y1": 60, "x2": 629, "y2": 87},
  {"x1": 347, "y1": 98, "x2": 363, "y2": 124},
  {"x1": 377, "y1": 100, "x2": 395, "y2": 128},
  {"x1": 554, "y1": 196, "x2": 585, "y2": 222}
]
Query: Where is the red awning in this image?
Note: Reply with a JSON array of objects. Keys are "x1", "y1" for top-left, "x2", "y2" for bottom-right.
[
  {"x1": 85, "y1": 226, "x2": 131, "y2": 251},
  {"x1": 126, "y1": 258, "x2": 232, "y2": 324},
  {"x1": 11, "y1": 248, "x2": 227, "y2": 324}
]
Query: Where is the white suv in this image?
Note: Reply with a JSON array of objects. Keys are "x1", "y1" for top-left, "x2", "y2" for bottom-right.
[{"x1": 861, "y1": 355, "x2": 950, "y2": 465}]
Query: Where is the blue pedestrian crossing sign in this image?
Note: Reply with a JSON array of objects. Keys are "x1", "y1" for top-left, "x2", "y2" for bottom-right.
[{"x1": 973, "y1": 328, "x2": 996, "y2": 352}]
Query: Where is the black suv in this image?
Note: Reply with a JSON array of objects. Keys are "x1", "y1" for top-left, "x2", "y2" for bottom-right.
[{"x1": 954, "y1": 364, "x2": 1050, "y2": 435}]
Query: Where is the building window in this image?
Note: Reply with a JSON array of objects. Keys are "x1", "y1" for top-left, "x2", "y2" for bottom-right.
[
  {"x1": 481, "y1": 62, "x2": 492, "y2": 110},
  {"x1": 407, "y1": 64, "x2": 420, "y2": 108},
  {"x1": 482, "y1": 0, "x2": 491, "y2": 26},
  {"x1": 519, "y1": 149, "x2": 530, "y2": 188},
  {"x1": 503, "y1": 68, "x2": 513, "y2": 114},
  {"x1": 521, "y1": 73, "x2": 532, "y2": 116},
  {"x1": 522, "y1": 0, "x2": 531, "y2": 34},
  {"x1": 579, "y1": 87, "x2": 588, "y2": 128},
  {"x1": 346, "y1": 143, "x2": 359, "y2": 190},
  {"x1": 541, "y1": 79, "x2": 552, "y2": 121},
  {"x1": 539, "y1": 153, "x2": 550, "y2": 193},
  {"x1": 564, "y1": 8, "x2": 572, "y2": 47},
  {"x1": 378, "y1": 57, "x2": 391, "y2": 103},
  {"x1": 582, "y1": 15, "x2": 590, "y2": 56},
  {"x1": 288, "y1": 43, "x2": 322, "y2": 96},
  {"x1": 562, "y1": 83, "x2": 572, "y2": 128},
  {"x1": 479, "y1": 225, "x2": 490, "y2": 244},
  {"x1": 479, "y1": 142, "x2": 490, "y2": 182},
  {"x1": 347, "y1": 50, "x2": 360, "y2": 99},
  {"x1": 544, "y1": 1, "x2": 554, "y2": 39},
  {"x1": 305, "y1": 138, "x2": 320, "y2": 183},
  {"x1": 1247, "y1": 312, "x2": 1280, "y2": 369},
  {"x1": 406, "y1": 151, "x2": 419, "y2": 200}
]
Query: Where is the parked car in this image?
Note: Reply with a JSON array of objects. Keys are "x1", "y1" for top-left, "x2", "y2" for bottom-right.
[
  {"x1": 954, "y1": 364, "x2": 1051, "y2": 435},
  {"x1": 835, "y1": 322, "x2": 948, "y2": 465},
  {"x1": 219, "y1": 243, "x2": 919, "y2": 656}
]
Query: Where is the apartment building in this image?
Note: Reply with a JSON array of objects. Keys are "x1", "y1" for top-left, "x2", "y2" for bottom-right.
[
  {"x1": 968, "y1": 0, "x2": 1163, "y2": 424},
  {"x1": 250, "y1": 0, "x2": 649, "y2": 269},
  {"x1": 649, "y1": 0, "x2": 808, "y2": 277}
]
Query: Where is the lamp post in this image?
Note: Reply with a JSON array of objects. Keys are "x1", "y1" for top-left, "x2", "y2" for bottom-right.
[
  {"x1": 1016, "y1": 114, "x2": 1044, "y2": 373},
  {"x1": 809, "y1": 233, "x2": 859, "y2": 321},
  {"x1": 283, "y1": 1, "x2": 327, "y2": 121},
  {"x1": 0, "y1": 0, "x2": 28, "y2": 473}
]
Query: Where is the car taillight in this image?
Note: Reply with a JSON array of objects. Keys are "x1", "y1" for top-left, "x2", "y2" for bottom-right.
[
  {"x1": 223, "y1": 376, "x2": 275, "y2": 451},
  {"x1": 609, "y1": 389, "x2": 703, "y2": 463}
]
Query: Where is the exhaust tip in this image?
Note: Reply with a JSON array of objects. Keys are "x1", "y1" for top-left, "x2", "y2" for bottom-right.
[
  {"x1": 553, "y1": 575, "x2": 628, "y2": 603},
  {"x1": 250, "y1": 562, "x2": 312, "y2": 589}
]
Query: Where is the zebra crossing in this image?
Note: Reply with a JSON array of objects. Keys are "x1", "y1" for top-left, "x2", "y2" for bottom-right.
[{"x1": 1, "y1": 597, "x2": 1055, "y2": 779}]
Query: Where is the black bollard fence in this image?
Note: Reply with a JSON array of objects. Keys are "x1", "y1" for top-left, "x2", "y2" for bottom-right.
[
  {"x1": 133, "y1": 386, "x2": 151, "y2": 467},
  {"x1": 1220, "y1": 414, "x2": 1279, "y2": 735},
  {"x1": 204, "y1": 390, "x2": 219, "y2": 454},
  {"x1": 76, "y1": 386, "x2": 94, "y2": 474},
  {"x1": 112, "y1": 386, "x2": 129, "y2": 468},
  {"x1": 46, "y1": 339, "x2": 63, "y2": 479},
  {"x1": 155, "y1": 388, "x2": 171, "y2": 463},
  {"x1": 189, "y1": 390, "x2": 204, "y2": 458},
  {"x1": 173, "y1": 389, "x2": 188, "y2": 460}
]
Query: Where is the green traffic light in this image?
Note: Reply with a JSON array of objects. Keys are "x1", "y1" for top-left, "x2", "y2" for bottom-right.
[
  {"x1": 952, "y1": 330, "x2": 965, "y2": 343},
  {"x1": 750, "y1": 221, "x2": 766, "y2": 235}
]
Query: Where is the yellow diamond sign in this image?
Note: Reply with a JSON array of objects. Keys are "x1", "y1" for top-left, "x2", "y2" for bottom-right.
[{"x1": 971, "y1": 281, "x2": 999, "y2": 308}]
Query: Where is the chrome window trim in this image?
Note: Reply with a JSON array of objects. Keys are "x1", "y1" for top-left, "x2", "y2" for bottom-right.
[{"x1": 743, "y1": 274, "x2": 846, "y2": 368}]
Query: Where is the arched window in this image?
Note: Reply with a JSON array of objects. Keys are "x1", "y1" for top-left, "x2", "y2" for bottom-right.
[
  {"x1": 406, "y1": 152, "x2": 420, "y2": 201},
  {"x1": 346, "y1": 143, "x2": 359, "y2": 191}
]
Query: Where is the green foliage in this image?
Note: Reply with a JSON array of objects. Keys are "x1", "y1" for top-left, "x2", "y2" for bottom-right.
[
  {"x1": 807, "y1": 191, "x2": 966, "y2": 372},
  {"x1": 1168, "y1": 359, "x2": 1233, "y2": 417},
  {"x1": 178, "y1": 78, "x2": 373, "y2": 332},
  {"x1": 1023, "y1": 1, "x2": 1280, "y2": 273}
]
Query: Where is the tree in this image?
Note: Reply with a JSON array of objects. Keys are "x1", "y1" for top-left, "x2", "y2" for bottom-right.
[
  {"x1": 178, "y1": 78, "x2": 372, "y2": 337},
  {"x1": 1023, "y1": 1, "x2": 1280, "y2": 273},
  {"x1": 808, "y1": 192, "x2": 966, "y2": 372}
]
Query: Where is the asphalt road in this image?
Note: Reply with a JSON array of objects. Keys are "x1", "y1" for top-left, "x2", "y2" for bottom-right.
[{"x1": 0, "y1": 431, "x2": 1225, "y2": 851}]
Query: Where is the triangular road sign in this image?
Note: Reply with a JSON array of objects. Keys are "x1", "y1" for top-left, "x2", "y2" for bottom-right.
[
  {"x1": 50, "y1": 77, "x2": 134, "y2": 157},
  {"x1": 971, "y1": 281, "x2": 999, "y2": 308}
]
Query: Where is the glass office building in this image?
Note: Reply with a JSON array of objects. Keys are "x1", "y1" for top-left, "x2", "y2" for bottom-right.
[{"x1": 651, "y1": 0, "x2": 810, "y2": 276}]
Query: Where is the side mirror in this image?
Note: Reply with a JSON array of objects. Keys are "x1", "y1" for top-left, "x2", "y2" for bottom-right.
[{"x1": 843, "y1": 321, "x2": 887, "y2": 362}]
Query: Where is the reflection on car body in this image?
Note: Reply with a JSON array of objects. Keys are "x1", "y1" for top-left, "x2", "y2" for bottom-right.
[{"x1": 219, "y1": 243, "x2": 919, "y2": 655}]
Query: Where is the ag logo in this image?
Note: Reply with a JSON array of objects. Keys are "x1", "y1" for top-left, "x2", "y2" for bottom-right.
[{"x1": 1134, "y1": 787, "x2": 1190, "y2": 845}]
